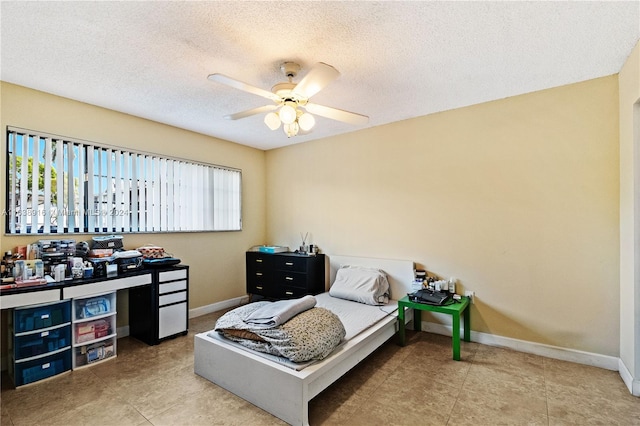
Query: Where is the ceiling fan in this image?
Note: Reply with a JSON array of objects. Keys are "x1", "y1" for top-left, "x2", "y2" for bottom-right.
[{"x1": 208, "y1": 62, "x2": 369, "y2": 137}]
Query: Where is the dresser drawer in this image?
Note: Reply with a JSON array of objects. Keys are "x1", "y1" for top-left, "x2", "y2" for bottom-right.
[
  {"x1": 246, "y1": 252, "x2": 271, "y2": 268},
  {"x1": 274, "y1": 270, "x2": 308, "y2": 289},
  {"x1": 272, "y1": 256, "x2": 307, "y2": 272},
  {"x1": 248, "y1": 269, "x2": 269, "y2": 281},
  {"x1": 248, "y1": 282, "x2": 274, "y2": 297},
  {"x1": 277, "y1": 285, "x2": 309, "y2": 299}
]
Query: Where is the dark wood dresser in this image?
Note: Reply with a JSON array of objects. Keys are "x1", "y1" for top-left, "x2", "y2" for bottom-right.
[{"x1": 246, "y1": 251, "x2": 325, "y2": 299}]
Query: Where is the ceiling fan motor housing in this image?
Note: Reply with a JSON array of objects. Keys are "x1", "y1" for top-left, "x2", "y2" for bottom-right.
[
  {"x1": 271, "y1": 82, "x2": 296, "y2": 98},
  {"x1": 280, "y1": 62, "x2": 301, "y2": 79}
]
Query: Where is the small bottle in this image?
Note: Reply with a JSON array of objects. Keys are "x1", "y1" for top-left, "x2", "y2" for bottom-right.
[
  {"x1": 448, "y1": 277, "x2": 456, "y2": 294},
  {"x1": 13, "y1": 260, "x2": 25, "y2": 281},
  {"x1": 35, "y1": 260, "x2": 44, "y2": 278}
]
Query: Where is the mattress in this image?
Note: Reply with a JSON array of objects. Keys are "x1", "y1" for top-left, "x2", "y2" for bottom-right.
[
  {"x1": 314, "y1": 292, "x2": 397, "y2": 340},
  {"x1": 208, "y1": 293, "x2": 399, "y2": 371}
]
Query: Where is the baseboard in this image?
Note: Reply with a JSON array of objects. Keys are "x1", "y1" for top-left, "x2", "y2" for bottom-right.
[
  {"x1": 187, "y1": 300, "x2": 622, "y2": 373},
  {"x1": 117, "y1": 325, "x2": 130, "y2": 337},
  {"x1": 419, "y1": 320, "x2": 620, "y2": 371},
  {"x1": 189, "y1": 295, "x2": 249, "y2": 319},
  {"x1": 618, "y1": 357, "x2": 640, "y2": 396}
]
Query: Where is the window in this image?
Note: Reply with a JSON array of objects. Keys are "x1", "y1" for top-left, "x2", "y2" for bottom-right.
[{"x1": 5, "y1": 127, "x2": 242, "y2": 234}]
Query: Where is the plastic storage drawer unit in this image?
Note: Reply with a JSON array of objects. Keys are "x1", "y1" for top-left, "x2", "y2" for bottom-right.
[{"x1": 9, "y1": 300, "x2": 73, "y2": 387}]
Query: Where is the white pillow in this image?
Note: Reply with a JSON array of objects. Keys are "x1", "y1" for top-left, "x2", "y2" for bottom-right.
[{"x1": 329, "y1": 265, "x2": 390, "y2": 305}]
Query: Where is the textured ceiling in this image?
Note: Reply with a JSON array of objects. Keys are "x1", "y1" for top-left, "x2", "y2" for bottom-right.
[{"x1": 1, "y1": 1, "x2": 639, "y2": 150}]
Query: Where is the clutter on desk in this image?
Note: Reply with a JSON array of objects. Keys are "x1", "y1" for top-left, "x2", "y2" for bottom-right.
[
  {"x1": 1, "y1": 235, "x2": 180, "y2": 288},
  {"x1": 91, "y1": 235, "x2": 124, "y2": 250},
  {"x1": 136, "y1": 244, "x2": 181, "y2": 267},
  {"x1": 136, "y1": 245, "x2": 167, "y2": 259},
  {"x1": 112, "y1": 250, "x2": 144, "y2": 273}
]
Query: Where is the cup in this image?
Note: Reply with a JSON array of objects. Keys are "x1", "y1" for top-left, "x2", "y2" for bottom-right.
[
  {"x1": 72, "y1": 266, "x2": 83, "y2": 279},
  {"x1": 83, "y1": 267, "x2": 94, "y2": 279},
  {"x1": 54, "y1": 264, "x2": 66, "y2": 282}
]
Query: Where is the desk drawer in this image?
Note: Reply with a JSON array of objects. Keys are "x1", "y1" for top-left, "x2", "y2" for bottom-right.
[
  {"x1": 159, "y1": 280, "x2": 187, "y2": 295},
  {"x1": 159, "y1": 302, "x2": 187, "y2": 339},
  {"x1": 159, "y1": 291, "x2": 187, "y2": 307},
  {"x1": 63, "y1": 274, "x2": 151, "y2": 298},
  {"x1": 159, "y1": 269, "x2": 187, "y2": 282}
]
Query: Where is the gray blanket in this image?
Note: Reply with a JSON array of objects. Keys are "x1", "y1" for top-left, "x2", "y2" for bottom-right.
[
  {"x1": 243, "y1": 295, "x2": 316, "y2": 328},
  {"x1": 213, "y1": 301, "x2": 346, "y2": 362}
]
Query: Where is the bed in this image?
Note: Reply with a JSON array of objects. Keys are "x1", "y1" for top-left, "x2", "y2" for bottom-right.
[{"x1": 194, "y1": 255, "x2": 415, "y2": 426}]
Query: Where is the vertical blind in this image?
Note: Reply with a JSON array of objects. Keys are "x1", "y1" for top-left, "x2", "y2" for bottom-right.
[{"x1": 5, "y1": 127, "x2": 242, "y2": 234}]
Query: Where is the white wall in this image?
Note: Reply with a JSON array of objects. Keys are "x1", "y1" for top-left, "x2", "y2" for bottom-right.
[{"x1": 618, "y1": 39, "x2": 640, "y2": 396}]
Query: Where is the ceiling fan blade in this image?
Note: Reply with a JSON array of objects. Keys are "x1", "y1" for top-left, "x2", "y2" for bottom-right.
[
  {"x1": 292, "y1": 62, "x2": 340, "y2": 99},
  {"x1": 305, "y1": 103, "x2": 369, "y2": 126},
  {"x1": 208, "y1": 73, "x2": 280, "y2": 102},
  {"x1": 224, "y1": 105, "x2": 277, "y2": 120}
]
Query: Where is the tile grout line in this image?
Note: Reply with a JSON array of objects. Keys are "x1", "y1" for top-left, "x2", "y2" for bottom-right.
[
  {"x1": 445, "y1": 342, "x2": 479, "y2": 425},
  {"x1": 542, "y1": 356, "x2": 551, "y2": 426}
]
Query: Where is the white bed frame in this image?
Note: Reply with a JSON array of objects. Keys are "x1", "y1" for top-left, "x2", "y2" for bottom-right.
[{"x1": 194, "y1": 255, "x2": 415, "y2": 426}]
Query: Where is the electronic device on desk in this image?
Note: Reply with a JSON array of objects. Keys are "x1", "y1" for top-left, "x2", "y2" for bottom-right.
[
  {"x1": 113, "y1": 250, "x2": 144, "y2": 273},
  {"x1": 408, "y1": 289, "x2": 451, "y2": 306}
]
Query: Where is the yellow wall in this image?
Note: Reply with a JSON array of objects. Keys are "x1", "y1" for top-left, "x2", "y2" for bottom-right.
[
  {"x1": 266, "y1": 76, "x2": 620, "y2": 356},
  {"x1": 0, "y1": 82, "x2": 267, "y2": 318},
  {"x1": 0, "y1": 74, "x2": 624, "y2": 359},
  {"x1": 619, "y1": 40, "x2": 640, "y2": 384}
]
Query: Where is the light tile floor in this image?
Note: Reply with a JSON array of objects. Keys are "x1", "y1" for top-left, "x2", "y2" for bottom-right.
[{"x1": 2, "y1": 310, "x2": 638, "y2": 425}]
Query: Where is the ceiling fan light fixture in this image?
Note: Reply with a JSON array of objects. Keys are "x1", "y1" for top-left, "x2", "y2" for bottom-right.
[
  {"x1": 279, "y1": 104, "x2": 297, "y2": 124},
  {"x1": 264, "y1": 112, "x2": 281, "y2": 130},
  {"x1": 283, "y1": 121, "x2": 299, "y2": 138},
  {"x1": 298, "y1": 112, "x2": 315, "y2": 131}
]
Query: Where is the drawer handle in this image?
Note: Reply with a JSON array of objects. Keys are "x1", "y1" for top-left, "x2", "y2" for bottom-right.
[
  {"x1": 41, "y1": 314, "x2": 50, "y2": 320},
  {"x1": 42, "y1": 362, "x2": 51, "y2": 370},
  {"x1": 256, "y1": 272, "x2": 263, "y2": 276},
  {"x1": 285, "y1": 262, "x2": 294, "y2": 266},
  {"x1": 285, "y1": 291, "x2": 293, "y2": 295},
  {"x1": 41, "y1": 331, "x2": 49, "y2": 337},
  {"x1": 256, "y1": 259, "x2": 263, "y2": 263},
  {"x1": 256, "y1": 286, "x2": 263, "y2": 290},
  {"x1": 285, "y1": 276, "x2": 294, "y2": 281}
]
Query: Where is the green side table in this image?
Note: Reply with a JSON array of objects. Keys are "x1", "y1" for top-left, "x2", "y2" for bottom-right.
[{"x1": 398, "y1": 295, "x2": 471, "y2": 361}]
